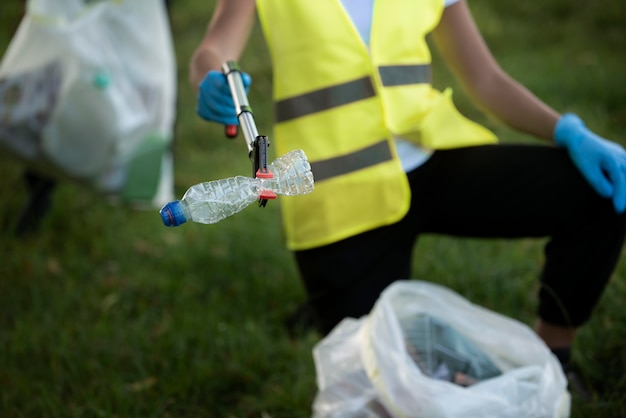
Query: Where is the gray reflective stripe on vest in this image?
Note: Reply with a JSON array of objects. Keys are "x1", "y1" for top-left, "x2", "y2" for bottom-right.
[
  {"x1": 310, "y1": 140, "x2": 393, "y2": 182},
  {"x1": 275, "y1": 64, "x2": 430, "y2": 123},
  {"x1": 378, "y1": 64, "x2": 431, "y2": 86},
  {"x1": 275, "y1": 76, "x2": 375, "y2": 123}
]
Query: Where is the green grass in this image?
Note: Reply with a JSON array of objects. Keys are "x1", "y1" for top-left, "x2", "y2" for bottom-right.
[{"x1": 1, "y1": 1, "x2": 625, "y2": 417}]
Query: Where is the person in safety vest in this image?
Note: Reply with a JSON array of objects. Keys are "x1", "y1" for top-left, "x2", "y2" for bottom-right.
[{"x1": 190, "y1": 0, "x2": 626, "y2": 379}]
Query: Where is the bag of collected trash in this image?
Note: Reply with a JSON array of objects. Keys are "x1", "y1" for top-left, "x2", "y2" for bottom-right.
[
  {"x1": 312, "y1": 280, "x2": 571, "y2": 418},
  {"x1": 0, "y1": 0, "x2": 176, "y2": 207}
]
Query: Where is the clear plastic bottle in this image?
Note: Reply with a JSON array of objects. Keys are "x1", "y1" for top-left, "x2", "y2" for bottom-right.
[{"x1": 160, "y1": 149, "x2": 314, "y2": 226}]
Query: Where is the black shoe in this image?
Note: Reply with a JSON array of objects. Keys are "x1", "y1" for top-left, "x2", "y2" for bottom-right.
[
  {"x1": 563, "y1": 363, "x2": 592, "y2": 402},
  {"x1": 284, "y1": 301, "x2": 320, "y2": 338},
  {"x1": 15, "y1": 171, "x2": 57, "y2": 236}
]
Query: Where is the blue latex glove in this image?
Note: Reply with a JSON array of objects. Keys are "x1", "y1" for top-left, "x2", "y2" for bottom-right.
[
  {"x1": 554, "y1": 113, "x2": 626, "y2": 213},
  {"x1": 196, "y1": 70, "x2": 252, "y2": 125}
]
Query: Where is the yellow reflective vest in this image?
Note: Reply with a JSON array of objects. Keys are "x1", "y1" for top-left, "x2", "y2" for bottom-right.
[{"x1": 256, "y1": 0, "x2": 498, "y2": 250}]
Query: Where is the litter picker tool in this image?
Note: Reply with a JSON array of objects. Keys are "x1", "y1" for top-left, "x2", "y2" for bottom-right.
[
  {"x1": 159, "y1": 62, "x2": 314, "y2": 227},
  {"x1": 222, "y1": 60, "x2": 275, "y2": 206}
]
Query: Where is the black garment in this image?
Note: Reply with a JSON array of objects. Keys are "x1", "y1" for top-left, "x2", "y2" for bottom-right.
[
  {"x1": 15, "y1": 170, "x2": 57, "y2": 236},
  {"x1": 295, "y1": 144, "x2": 626, "y2": 335}
]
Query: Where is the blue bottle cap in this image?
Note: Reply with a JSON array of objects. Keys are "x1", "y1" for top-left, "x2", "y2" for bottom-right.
[{"x1": 160, "y1": 201, "x2": 187, "y2": 227}]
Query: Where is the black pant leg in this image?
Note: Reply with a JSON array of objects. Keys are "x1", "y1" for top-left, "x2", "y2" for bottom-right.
[
  {"x1": 410, "y1": 144, "x2": 626, "y2": 327},
  {"x1": 295, "y1": 217, "x2": 417, "y2": 334}
]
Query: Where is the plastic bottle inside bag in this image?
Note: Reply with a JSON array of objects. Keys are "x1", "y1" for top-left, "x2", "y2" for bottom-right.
[{"x1": 42, "y1": 67, "x2": 150, "y2": 180}]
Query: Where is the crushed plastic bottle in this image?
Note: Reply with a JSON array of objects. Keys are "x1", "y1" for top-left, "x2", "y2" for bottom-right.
[{"x1": 160, "y1": 149, "x2": 314, "y2": 226}]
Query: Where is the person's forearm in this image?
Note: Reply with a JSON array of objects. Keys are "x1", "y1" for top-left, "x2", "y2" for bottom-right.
[
  {"x1": 432, "y1": 1, "x2": 561, "y2": 141},
  {"x1": 189, "y1": 0, "x2": 256, "y2": 89},
  {"x1": 190, "y1": 46, "x2": 226, "y2": 88},
  {"x1": 464, "y1": 68, "x2": 561, "y2": 141}
]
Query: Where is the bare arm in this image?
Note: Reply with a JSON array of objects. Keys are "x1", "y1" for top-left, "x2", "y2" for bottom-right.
[
  {"x1": 431, "y1": 1, "x2": 560, "y2": 141},
  {"x1": 189, "y1": 0, "x2": 257, "y2": 89}
]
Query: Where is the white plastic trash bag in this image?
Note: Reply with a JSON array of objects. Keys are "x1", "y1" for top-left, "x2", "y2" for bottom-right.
[
  {"x1": 312, "y1": 280, "x2": 571, "y2": 418},
  {"x1": 0, "y1": 0, "x2": 176, "y2": 207},
  {"x1": 313, "y1": 319, "x2": 389, "y2": 418}
]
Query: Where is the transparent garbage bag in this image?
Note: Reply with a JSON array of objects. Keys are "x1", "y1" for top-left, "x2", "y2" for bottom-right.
[
  {"x1": 312, "y1": 318, "x2": 389, "y2": 418},
  {"x1": 0, "y1": 0, "x2": 176, "y2": 207},
  {"x1": 312, "y1": 280, "x2": 571, "y2": 418}
]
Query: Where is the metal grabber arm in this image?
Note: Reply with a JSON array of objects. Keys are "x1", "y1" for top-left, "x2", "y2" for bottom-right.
[{"x1": 222, "y1": 60, "x2": 276, "y2": 207}]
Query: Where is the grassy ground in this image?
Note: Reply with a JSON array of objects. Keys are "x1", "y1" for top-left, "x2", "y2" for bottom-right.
[{"x1": 1, "y1": 0, "x2": 625, "y2": 417}]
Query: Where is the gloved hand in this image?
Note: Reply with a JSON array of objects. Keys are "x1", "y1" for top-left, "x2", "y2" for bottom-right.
[
  {"x1": 196, "y1": 70, "x2": 252, "y2": 125},
  {"x1": 554, "y1": 113, "x2": 626, "y2": 213}
]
